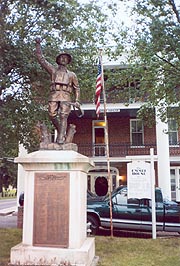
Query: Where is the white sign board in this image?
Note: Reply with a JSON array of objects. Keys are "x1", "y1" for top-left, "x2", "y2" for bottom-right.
[{"x1": 127, "y1": 161, "x2": 151, "y2": 199}]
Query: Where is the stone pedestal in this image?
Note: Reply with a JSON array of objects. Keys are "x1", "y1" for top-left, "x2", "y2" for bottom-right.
[
  {"x1": 11, "y1": 150, "x2": 95, "y2": 266},
  {"x1": 17, "y1": 206, "x2": 23, "y2": 229}
]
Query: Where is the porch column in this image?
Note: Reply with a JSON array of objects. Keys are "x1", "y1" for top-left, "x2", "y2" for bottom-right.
[{"x1": 155, "y1": 108, "x2": 171, "y2": 200}]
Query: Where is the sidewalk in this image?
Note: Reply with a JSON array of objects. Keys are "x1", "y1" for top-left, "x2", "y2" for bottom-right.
[
  {"x1": 0, "y1": 207, "x2": 17, "y2": 228},
  {"x1": 0, "y1": 206, "x2": 17, "y2": 216}
]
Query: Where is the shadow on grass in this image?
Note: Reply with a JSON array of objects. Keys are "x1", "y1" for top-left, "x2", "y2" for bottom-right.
[
  {"x1": 97, "y1": 228, "x2": 151, "y2": 238},
  {"x1": 97, "y1": 227, "x2": 180, "y2": 239}
]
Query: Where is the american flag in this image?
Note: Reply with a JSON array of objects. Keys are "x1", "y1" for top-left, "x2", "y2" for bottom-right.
[{"x1": 95, "y1": 57, "x2": 102, "y2": 117}]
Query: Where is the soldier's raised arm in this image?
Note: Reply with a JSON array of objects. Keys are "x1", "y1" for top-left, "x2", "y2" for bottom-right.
[{"x1": 35, "y1": 37, "x2": 54, "y2": 75}]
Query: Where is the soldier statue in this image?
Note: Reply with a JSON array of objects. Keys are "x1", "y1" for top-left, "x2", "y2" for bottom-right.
[{"x1": 35, "y1": 37, "x2": 80, "y2": 144}]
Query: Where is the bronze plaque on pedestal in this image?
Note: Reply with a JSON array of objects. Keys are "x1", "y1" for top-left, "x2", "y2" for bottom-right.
[{"x1": 33, "y1": 172, "x2": 69, "y2": 247}]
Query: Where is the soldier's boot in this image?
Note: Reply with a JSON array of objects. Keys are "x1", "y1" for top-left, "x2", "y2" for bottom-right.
[
  {"x1": 56, "y1": 118, "x2": 67, "y2": 144},
  {"x1": 50, "y1": 117, "x2": 61, "y2": 143},
  {"x1": 65, "y1": 124, "x2": 76, "y2": 143}
]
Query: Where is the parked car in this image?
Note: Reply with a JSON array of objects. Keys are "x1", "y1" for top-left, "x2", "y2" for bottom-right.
[
  {"x1": 87, "y1": 185, "x2": 180, "y2": 235},
  {"x1": 163, "y1": 198, "x2": 179, "y2": 208}
]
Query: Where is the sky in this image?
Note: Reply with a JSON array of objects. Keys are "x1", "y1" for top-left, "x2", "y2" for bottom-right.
[
  {"x1": 78, "y1": 0, "x2": 180, "y2": 27},
  {"x1": 77, "y1": 0, "x2": 136, "y2": 65},
  {"x1": 77, "y1": 0, "x2": 180, "y2": 65},
  {"x1": 78, "y1": 0, "x2": 135, "y2": 27}
]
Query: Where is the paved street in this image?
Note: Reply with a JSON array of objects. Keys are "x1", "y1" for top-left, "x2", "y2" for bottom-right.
[{"x1": 0, "y1": 198, "x2": 17, "y2": 210}]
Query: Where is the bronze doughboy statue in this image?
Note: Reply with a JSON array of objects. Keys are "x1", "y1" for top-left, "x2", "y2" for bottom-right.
[{"x1": 35, "y1": 37, "x2": 80, "y2": 144}]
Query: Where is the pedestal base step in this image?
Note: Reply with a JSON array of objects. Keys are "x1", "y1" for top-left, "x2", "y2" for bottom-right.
[{"x1": 10, "y1": 237, "x2": 95, "y2": 266}]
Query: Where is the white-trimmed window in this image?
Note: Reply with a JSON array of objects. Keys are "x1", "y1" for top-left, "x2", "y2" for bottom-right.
[
  {"x1": 130, "y1": 119, "x2": 144, "y2": 146},
  {"x1": 168, "y1": 119, "x2": 178, "y2": 145},
  {"x1": 92, "y1": 120, "x2": 106, "y2": 156}
]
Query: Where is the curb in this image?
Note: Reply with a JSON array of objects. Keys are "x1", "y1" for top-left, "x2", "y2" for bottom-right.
[{"x1": 0, "y1": 207, "x2": 17, "y2": 216}]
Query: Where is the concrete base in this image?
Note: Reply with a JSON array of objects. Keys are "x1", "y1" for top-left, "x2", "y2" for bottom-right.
[
  {"x1": 11, "y1": 237, "x2": 95, "y2": 266},
  {"x1": 12, "y1": 150, "x2": 95, "y2": 266}
]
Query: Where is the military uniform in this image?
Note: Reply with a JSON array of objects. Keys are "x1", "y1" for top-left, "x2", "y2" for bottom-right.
[{"x1": 35, "y1": 42, "x2": 80, "y2": 144}]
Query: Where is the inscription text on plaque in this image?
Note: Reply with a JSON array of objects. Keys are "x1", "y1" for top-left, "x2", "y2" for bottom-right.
[{"x1": 33, "y1": 172, "x2": 69, "y2": 247}]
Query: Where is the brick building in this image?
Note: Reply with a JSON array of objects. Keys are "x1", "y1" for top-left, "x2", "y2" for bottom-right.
[
  {"x1": 66, "y1": 56, "x2": 180, "y2": 202},
  {"x1": 68, "y1": 100, "x2": 180, "y2": 202}
]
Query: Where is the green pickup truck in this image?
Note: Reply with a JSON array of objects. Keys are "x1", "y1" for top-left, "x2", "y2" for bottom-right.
[{"x1": 87, "y1": 186, "x2": 180, "y2": 235}]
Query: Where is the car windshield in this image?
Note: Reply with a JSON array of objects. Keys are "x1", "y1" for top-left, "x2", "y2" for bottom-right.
[{"x1": 103, "y1": 186, "x2": 127, "y2": 201}]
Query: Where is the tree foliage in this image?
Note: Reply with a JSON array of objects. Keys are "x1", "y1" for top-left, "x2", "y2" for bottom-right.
[
  {"x1": 0, "y1": 0, "x2": 117, "y2": 155},
  {"x1": 2, "y1": 0, "x2": 179, "y2": 184},
  {"x1": 114, "y1": 0, "x2": 180, "y2": 125},
  {"x1": 0, "y1": 158, "x2": 17, "y2": 193},
  {"x1": 0, "y1": 0, "x2": 118, "y2": 186}
]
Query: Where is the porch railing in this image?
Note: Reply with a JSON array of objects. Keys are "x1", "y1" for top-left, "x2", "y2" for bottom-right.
[{"x1": 77, "y1": 143, "x2": 180, "y2": 158}]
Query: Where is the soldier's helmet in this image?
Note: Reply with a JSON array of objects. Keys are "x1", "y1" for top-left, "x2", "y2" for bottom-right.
[{"x1": 56, "y1": 52, "x2": 72, "y2": 64}]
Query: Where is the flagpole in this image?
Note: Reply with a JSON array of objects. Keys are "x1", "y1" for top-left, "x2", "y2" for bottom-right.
[{"x1": 99, "y1": 49, "x2": 113, "y2": 237}]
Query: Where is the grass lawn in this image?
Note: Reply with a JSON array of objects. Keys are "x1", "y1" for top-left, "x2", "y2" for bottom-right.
[
  {"x1": 96, "y1": 235, "x2": 180, "y2": 266},
  {"x1": 0, "y1": 228, "x2": 180, "y2": 266},
  {"x1": 0, "y1": 197, "x2": 16, "y2": 200},
  {"x1": 0, "y1": 228, "x2": 22, "y2": 265}
]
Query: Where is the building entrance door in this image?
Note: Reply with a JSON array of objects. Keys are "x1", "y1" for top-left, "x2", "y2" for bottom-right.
[
  {"x1": 92, "y1": 120, "x2": 106, "y2": 156},
  {"x1": 170, "y1": 168, "x2": 180, "y2": 202}
]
